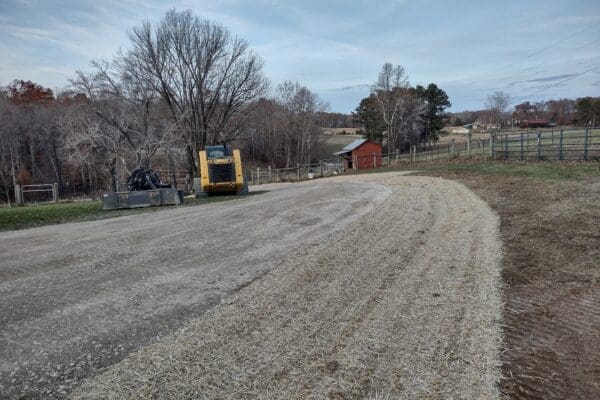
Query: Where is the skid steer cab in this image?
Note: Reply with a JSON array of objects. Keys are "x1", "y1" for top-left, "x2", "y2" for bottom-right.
[{"x1": 193, "y1": 145, "x2": 248, "y2": 197}]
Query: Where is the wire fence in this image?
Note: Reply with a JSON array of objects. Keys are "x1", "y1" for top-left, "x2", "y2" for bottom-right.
[
  {"x1": 248, "y1": 128, "x2": 599, "y2": 185},
  {"x1": 247, "y1": 139, "x2": 492, "y2": 185},
  {"x1": 248, "y1": 161, "x2": 345, "y2": 185},
  {"x1": 153, "y1": 169, "x2": 190, "y2": 190},
  {"x1": 15, "y1": 183, "x2": 59, "y2": 206},
  {"x1": 491, "y1": 128, "x2": 599, "y2": 161}
]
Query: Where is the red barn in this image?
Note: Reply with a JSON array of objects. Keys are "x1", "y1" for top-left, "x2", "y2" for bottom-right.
[
  {"x1": 334, "y1": 139, "x2": 383, "y2": 170},
  {"x1": 520, "y1": 119, "x2": 549, "y2": 128}
]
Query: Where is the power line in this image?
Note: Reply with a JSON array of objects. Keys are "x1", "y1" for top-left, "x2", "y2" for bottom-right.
[
  {"x1": 522, "y1": 21, "x2": 598, "y2": 59},
  {"x1": 443, "y1": 22, "x2": 600, "y2": 90},
  {"x1": 509, "y1": 66, "x2": 599, "y2": 105}
]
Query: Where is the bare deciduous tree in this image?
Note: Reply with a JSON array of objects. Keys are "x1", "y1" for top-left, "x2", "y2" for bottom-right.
[
  {"x1": 119, "y1": 9, "x2": 268, "y2": 175},
  {"x1": 240, "y1": 81, "x2": 326, "y2": 168},
  {"x1": 372, "y1": 63, "x2": 423, "y2": 150},
  {"x1": 486, "y1": 91, "x2": 510, "y2": 126},
  {"x1": 0, "y1": 96, "x2": 17, "y2": 204},
  {"x1": 70, "y1": 61, "x2": 180, "y2": 190},
  {"x1": 276, "y1": 81, "x2": 326, "y2": 167}
]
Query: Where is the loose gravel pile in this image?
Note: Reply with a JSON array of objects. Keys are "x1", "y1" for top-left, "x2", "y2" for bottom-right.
[{"x1": 71, "y1": 173, "x2": 503, "y2": 399}]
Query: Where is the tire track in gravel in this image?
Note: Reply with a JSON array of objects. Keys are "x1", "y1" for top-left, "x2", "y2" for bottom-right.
[
  {"x1": 1, "y1": 180, "x2": 389, "y2": 399},
  {"x1": 71, "y1": 172, "x2": 503, "y2": 400}
]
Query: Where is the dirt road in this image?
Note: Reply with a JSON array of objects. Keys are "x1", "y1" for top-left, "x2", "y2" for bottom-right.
[{"x1": 1, "y1": 172, "x2": 503, "y2": 399}]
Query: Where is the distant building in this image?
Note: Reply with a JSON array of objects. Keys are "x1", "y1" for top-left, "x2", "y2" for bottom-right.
[
  {"x1": 463, "y1": 121, "x2": 486, "y2": 131},
  {"x1": 450, "y1": 127, "x2": 470, "y2": 134},
  {"x1": 334, "y1": 139, "x2": 383, "y2": 170}
]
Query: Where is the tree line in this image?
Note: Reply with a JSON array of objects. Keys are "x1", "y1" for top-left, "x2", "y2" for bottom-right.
[
  {"x1": 0, "y1": 9, "x2": 327, "y2": 204},
  {"x1": 451, "y1": 96, "x2": 600, "y2": 127}
]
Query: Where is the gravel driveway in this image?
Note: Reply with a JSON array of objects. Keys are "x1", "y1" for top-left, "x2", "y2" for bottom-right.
[
  {"x1": 1, "y1": 179, "x2": 387, "y2": 398},
  {"x1": 1, "y1": 172, "x2": 503, "y2": 399}
]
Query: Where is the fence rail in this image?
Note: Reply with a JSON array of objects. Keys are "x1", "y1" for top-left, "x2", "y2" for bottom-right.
[
  {"x1": 153, "y1": 169, "x2": 190, "y2": 190},
  {"x1": 491, "y1": 128, "x2": 599, "y2": 161},
  {"x1": 15, "y1": 183, "x2": 59, "y2": 206},
  {"x1": 248, "y1": 128, "x2": 599, "y2": 186}
]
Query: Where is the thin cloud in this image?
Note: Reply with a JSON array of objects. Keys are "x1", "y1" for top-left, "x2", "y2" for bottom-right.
[
  {"x1": 0, "y1": 0, "x2": 599, "y2": 112},
  {"x1": 526, "y1": 74, "x2": 580, "y2": 83}
]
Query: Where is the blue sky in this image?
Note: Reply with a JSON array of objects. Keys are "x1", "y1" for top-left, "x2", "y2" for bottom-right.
[{"x1": 1, "y1": 0, "x2": 599, "y2": 112}]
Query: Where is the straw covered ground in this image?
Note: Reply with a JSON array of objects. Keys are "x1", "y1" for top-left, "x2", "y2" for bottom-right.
[{"x1": 71, "y1": 173, "x2": 503, "y2": 399}]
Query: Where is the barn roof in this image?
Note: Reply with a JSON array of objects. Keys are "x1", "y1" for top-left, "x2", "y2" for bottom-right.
[{"x1": 333, "y1": 139, "x2": 368, "y2": 155}]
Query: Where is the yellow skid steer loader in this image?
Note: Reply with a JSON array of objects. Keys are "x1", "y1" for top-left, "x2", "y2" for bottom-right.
[{"x1": 194, "y1": 145, "x2": 248, "y2": 197}]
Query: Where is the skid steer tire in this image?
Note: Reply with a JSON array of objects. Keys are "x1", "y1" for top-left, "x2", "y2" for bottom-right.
[
  {"x1": 193, "y1": 178, "x2": 208, "y2": 198},
  {"x1": 236, "y1": 179, "x2": 249, "y2": 195}
]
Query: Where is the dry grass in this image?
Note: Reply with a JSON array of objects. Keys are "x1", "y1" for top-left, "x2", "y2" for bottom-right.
[
  {"x1": 323, "y1": 128, "x2": 361, "y2": 135},
  {"x1": 71, "y1": 173, "x2": 503, "y2": 399}
]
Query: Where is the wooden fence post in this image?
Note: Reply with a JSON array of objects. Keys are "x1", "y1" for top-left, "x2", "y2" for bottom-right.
[
  {"x1": 268, "y1": 165, "x2": 272, "y2": 183},
  {"x1": 559, "y1": 129, "x2": 564, "y2": 161},
  {"x1": 276, "y1": 169, "x2": 280, "y2": 182},
  {"x1": 250, "y1": 170, "x2": 255, "y2": 185},
  {"x1": 467, "y1": 139, "x2": 471, "y2": 158},
  {"x1": 257, "y1": 167, "x2": 261, "y2": 185},
  {"x1": 489, "y1": 134, "x2": 494, "y2": 158},
  {"x1": 584, "y1": 128, "x2": 590, "y2": 161},
  {"x1": 320, "y1": 161, "x2": 324, "y2": 177},
  {"x1": 504, "y1": 134, "x2": 509, "y2": 160},
  {"x1": 395, "y1": 149, "x2": 399, "y2": 164},
  {"x1": 520, "y1": 132, "x2": 524, "y2": 161},
  {"x1": 15, "y1": 184, "x2": 23, "y2": 206},
  {"x1": 297, "y1": 163, "x2": 301, "y2": 181},
  {"x1": 537, "y1": 130, "x2": 541, "y2": 160},
  {"x1": 451, "y1": 139, "x2": 456, "y2": 159},
  {"x1": 372, "y1": 153, "x2": 376, "y2": 168},
  {"x1": 52, "y1": 183, "x2": 59, "y2": 203}
]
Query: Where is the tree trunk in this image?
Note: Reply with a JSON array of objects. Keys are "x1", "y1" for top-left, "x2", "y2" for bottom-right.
[
  {"x1": 110, "y1": 158, "x2": 118, "y2": 192},
  {"x1": 29, "y1": 139, "x2": 36, "y2": 182},
  {"x1": 186, "y1": 145, "x2": 197, "y2": 177}
]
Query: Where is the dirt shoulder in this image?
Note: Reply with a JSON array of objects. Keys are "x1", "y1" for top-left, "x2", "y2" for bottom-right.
[
  {"x1": 71, "y1": 173, "x2": 503, "y2": 399},
  {"x1": 415, "y1": 165, "x2": 600, "y2": 399}
]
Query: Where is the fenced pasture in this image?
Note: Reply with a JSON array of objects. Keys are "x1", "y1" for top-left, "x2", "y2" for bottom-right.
[
  {"x1": 395, "y1": 128, "x2": 599, "y2": 163},
  {"x1": 492, "y1": 128, "x2": 599, "y2": 161},
  {"x1": 248, "y1": 128, "x2": 599, "y2": 185}
]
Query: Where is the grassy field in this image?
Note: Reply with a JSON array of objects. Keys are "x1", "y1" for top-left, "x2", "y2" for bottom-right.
[
  {"x1": 321, "y1": 127, "x2": 360, "y2": 135},
  {"x1": 312, "y1": 132, "x2": 362, "y2": 160},
  {"x1": 369, "y1": 159, "x2": 600, "y2": 181},
  {"x1": 0, "y1": 193, "x2": 255, "y2": 232}
]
